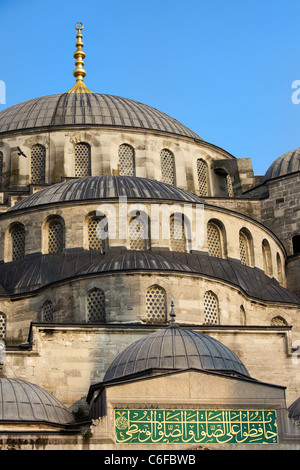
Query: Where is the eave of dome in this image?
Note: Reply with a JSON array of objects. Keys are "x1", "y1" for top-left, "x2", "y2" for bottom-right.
[
  {"x1": 262, "y1": 148, "x2": 300, "y2": 182},
  {"x1": 8, "y1": 176, "x2": 203, "y2": 212},
  {"x1": 0, "y1": 93, "x2": 201, "y2": 140}
]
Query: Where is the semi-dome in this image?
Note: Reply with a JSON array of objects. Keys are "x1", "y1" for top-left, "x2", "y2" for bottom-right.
[
  {"x1": 0, "y1": 93, "x2": 201, "y2": 140},
  {"x1": 103, "y1": 326, "x2": 250, "y2": 382},
  {"x1": 8, "y1": 175, "x2": 203, "y2": 212},
  {"x1": 263, "y1": 148, "x2": 300, "y2": 182},
  {"x1": 0, "y1": 377, "x2": 73, "y2": 425}
]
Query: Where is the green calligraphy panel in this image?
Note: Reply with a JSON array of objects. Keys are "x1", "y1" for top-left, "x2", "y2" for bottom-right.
[{"x1": 115, "y1": 409, "x2": 278, "y2": 444}]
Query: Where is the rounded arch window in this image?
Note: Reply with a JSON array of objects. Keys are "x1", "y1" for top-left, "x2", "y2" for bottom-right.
[
  {"x1": 47, "y1": 217, "x2": 65, "y2": 254},
  {"x1": 203, "y1": 291, "x2": 219, "y2": 325},
  {"x1": 31, "y1": 144, "x2": 46, "y2": 184},
  {"x1": 86, "y1": 288, "x2": 106, "y2": 323},
  {"x1": 0, "y1": 312, "x2": 6, "y2": 341},
  {"x1": 160, "y1": 149, "x2": 175, "y2": 185},
  {"x1": 118, "y1": 144, "x2": 135, "y2": 176},
  {"x1": 42, "y1": 301, "x2": 54, "y2": 323},
  {"x1": 239, "y1": 228, "x2": 254, "y2": 266},
  {"x1": 10, "y1": 223, "x2": 25, "y2": 261},
  {"x1": 128, "y1": 212, "x2": 149, "y2": 250},
  {"x1": 145, "y1": 285, "x2": 167, "y2": 324},
  {"x1": 170, "y1": 213, "x2": 187, "y2": 252},
  {"x1": 271, "y1": 316, "x2": 287, "y2": 327},
  {"x1": 292, "y1": 235, "x2": 300, "y2": 255},
  {"x1": 197, "y1": 158, "x2": 208, "y2": 196},
  {"x1": 262, "y1": 239, "x2": 272, "y2": 276},
  {"x1": 87, "y1": 215, "x2": 108, "y2": 252},
  {"x1": 207, "y1": 220, "x2": 226, "y2": 258},
  {"x1": 75, "y1": 142, "x2": 91, "y2": 177}
]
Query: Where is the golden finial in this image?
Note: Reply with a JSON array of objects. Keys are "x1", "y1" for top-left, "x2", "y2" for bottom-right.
[{"x1": 67, "y1": 22, "x2": 93, "y2": 94}]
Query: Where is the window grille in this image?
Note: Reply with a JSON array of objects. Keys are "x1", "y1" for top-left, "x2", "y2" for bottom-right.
[
  {"x1": 86, "y1": 288, "x2": 106, "y2": 323},
  {"x1": 118, "y1": 144, "x2": 135, "y2": 176},
  {"x1": 0, "y1": 313, "x2": 6, "y2": 341},
  {"x1": 271, "y1": 316, "x2": 287, "y2": 327},
  {"x1": 204, "y1": 291, "x2": 219, "y2": 324},
  {"x1": 129, "y1": 216, "x2": 147, "y2": 250},
  {"x1": 197, "y1": 159, "x2": 208, "y2": 196},
  {"x1": 146, "y1": 285, "x2": 167, "y2": 323},
  {"x1": 0, "y1": 151, "x2": 3, "y2": 189},
  {"x1": 161, "y1": 149, "x2": 175, "y2": 185},
  {"x1": 239, "y1": 232, "x2": 249, "y2": 266},
  {"x1": 48, "y1": 220, "x2": 64, "y2": 253},
  {"x1": 207, "y1": 223, "x2": 221, "y2": 258},
  {"x1": 75, "y1": 142, "x2": 91, "y2": 177},
  {"x1": 31, "y1": 144, "x2": 46, "y2": 184},
  {"x1": 170, "y1": 214, "x2": 186, "y2": 252},
  {"x1": 88, "y1": 217, "x2": 108, "y2": 251},
  {"x1": 11, "y1": 224, "x2": 25, "y2": 261},
  {"x1": 226, "y1": 174, "x2": 234, "y2": 197},
  {"x1": 42, "y1": 301, "x2": 54, "y2": 323}
]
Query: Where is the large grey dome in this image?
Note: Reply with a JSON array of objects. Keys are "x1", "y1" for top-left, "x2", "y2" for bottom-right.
[
  {"x1": 103, "y1": 326, "x2": 250, "y2": 382},
  {"x1": 263, "y1": 148, "x2": 300, "y2": 182},
  {"x1": 8, "y1": 175, "x2": 203, "y2": 212},
  {"x1": 0, "y1": 93, "x2": 201, "y2": 139},
  {"x1": 0, "y1": 378, "x2": 73, "y2": 425}
]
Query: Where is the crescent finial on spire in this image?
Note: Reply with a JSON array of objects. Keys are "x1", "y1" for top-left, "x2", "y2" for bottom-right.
[{"x1": 67, "y1": 22, "x2": 93, "y2": 94}]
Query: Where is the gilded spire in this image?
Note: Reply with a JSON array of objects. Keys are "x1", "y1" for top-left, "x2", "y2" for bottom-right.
[{"x1": 67, "y1": 22, "x2": 93, "y2": 94}]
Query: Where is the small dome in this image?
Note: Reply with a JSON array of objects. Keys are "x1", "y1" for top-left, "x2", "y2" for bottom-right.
[
  {"x1": 263, "y1": 148, "x2": 300, "y2": 182},
  {"x1": 289, "y1": 397, "x2": 300, "y2": 420},
  {"x1": 0, "y1": 378, "x2": 73, "y2": 425},
  {"x1": 9, "y1": 175, "x2": 202, "y2": 212},
  {"x1": 103, "y1": 326, "x2": 250, "y2": 382},
  {"x1": 0, "y1": 93, "x2": 201, "y2": 139}
]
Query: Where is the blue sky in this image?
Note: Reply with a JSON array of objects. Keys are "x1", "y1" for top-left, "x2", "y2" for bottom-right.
[{"x1": 1, "y1": 0, "x2": 300, "y2": 175}]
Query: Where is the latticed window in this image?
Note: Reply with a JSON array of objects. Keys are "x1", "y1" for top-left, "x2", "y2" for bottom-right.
[
  {"x1": 204, "y1": 291, "x2": 219, "y2": 325},
  {"x1": 42, "y1": 301, "x2": 54, "y2": 323},
  {"x1": 0, "y1": 313, "x2": 6, "y2": 341},
  {"x1": 86, "y1": 288, "x2": 106, "y2": 323},
  {"x1": 11, "y1": 224, "x2": 25, "y2": 261},
  {"x1": 31, "y1": 144, "x2": 46, "y2": 184},
  {"x1": 197, "y1": 159, "x2": 208, "y2": 196},
  {"x1": 239, "y1": 231, "x2": 249, "y2": 266},
  {"x1": 0, "y1": 151, "x2": 3, "y2": 189},
  {"x1": 161, "y1": 149, "x2": 175, "y2": 185},
  {"x1": 207, "y1": 222, "x2": 221, "y2": 258},
  {"x1": 129, "y1": 216, "x2": 148, "y2": 250},
  {"x1": 118, "y1": 144, "x2": 135, "y2": 176},
  {"x1": 170, "y1": 214, "x2": 186, "y2": 252},
  {"x1": 75, "y1": 142, "x2": 91, "y2": 177},
  {"x1": 145, "y1": 285, "x2": 167, "y2": 323},
  {"x1": 262, "y1": 239, "x2": 272, "y2": 276},
  {"x1": 48, "y1": 219, "x2": 64, "y2": 253},
  {"x1": 226, "y1": 174, "x2": 234, "y2": 197},
  {"x1": 88, "y1": 217, "x2": 108, "y2": 251},
  {"x1": 271, "y1": 316, "x2": 287, "y2": 327}
]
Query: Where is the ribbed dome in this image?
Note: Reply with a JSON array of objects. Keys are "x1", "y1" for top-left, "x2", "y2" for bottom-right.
[
  {"x1": 0, "y1": 93, "x2": 201, "y2": 139},
  {"x1": 9, "y1": 175, "x2": 203, "y2": 212},
  {"x1": 103, "y1": 327, "x2": 250, "y2": 382},
  {"x1": 263, "y1": 148, "x2": 300, "y2": 182},
  {"x1": 0, "y1": 378, "x2": 73, "y2": 425}
]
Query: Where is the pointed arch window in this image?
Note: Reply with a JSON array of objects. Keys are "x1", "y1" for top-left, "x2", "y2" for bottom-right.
[
  {"x1": 161, "y1": 149, "x2": 175, "y2": 185},
  {"x1": 31, "y1": 144, "x2": 46, "y2": 184},
  {"x1": 11, "y1": 223, "x2": 25, "y2": 261},
  {"x1": 204, "y1": 291, "x2": 219, "y2": 325},
  {"x1": 75, "y1": 142, "x2": 91, "y2": 177},
  {"x1": 48, "y1": 218, "x2": 64, "y2": 253},
  {"x1": 146, "y1": 285, "x2": 167, "y2": 324},
  {"x1": 88, "y1": 216, "x2": 108, "y2": 252},
  {"x1": 118, "y1": 144, "x2": 135, "y2": 176},
  {"x1": 86, "y1": 288, "x2": 106, "y2": 323},
  {"x1": 197, "y1": 158, "x2": 208, "y2": 196}
]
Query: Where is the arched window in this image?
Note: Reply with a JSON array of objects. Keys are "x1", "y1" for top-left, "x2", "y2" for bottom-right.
[
  {"x1": 271, "y1": 316, "x2": 287, "y2": 327},
  {"x1": 146, "y1": 285, "x2": 167, "y2": 324},
  {"x1": 160, "y1": 149, "x2": 175, "y2": 185},
  {"x1": 86, "y1": 288, "x2": 106, "y2": 323},
  {"x1": 0, "y1": 151, "x2": 3, "y2": 189},
  {"x1": 170, "y1": 213, "x2": 186, "y2": 252},
  {"x1": 31, "y1": 144, "x2": 46, "y2": 184},
  {"x1": 88, "y1": 216, "x2": 108, "y2": 252},
  {"x1": 240, "y1": 305, "x2": 246, "y2": 326},
  {"x1": 239, "y1": 228, "x2": 254, "y2": 266},
  {"x1": 203, "y1": 291, "x2": 219, "y2": 325},
  {"x1": 118, "y1": 144, "x2": 135, "y2": 176},
  {"x1": 42, "y1": 301, "x2": 54, "y2": 323},
  {"x1": 0, "y1": 312, "x2": 6, "y2": 341},
  {"x1": 75, "y1": 142, "x2": 91, "y2": 177},
  {"x1": 48, "y1": 218, "x2": 64, "y2": 253},
  {"x1": 226, "y1": 174, "x2": 234, "y2": 197},
  {"x1": 128, "y1": 213, "x2": 149, "y2": 250},
  {"x1": 207, "y1": 221, "x2": 223, "y2": 258},
  {"x1": 11, "y1": 223, "x2": 25, "y2": 261},
  {"x1": 197, "y1": 158, "x2": 208, "y2": 196},
  {"x1": 262, "y1": 239, "x2": 272, "y2": 276},
  {"x1": 276, "y1": 253, "x2": 283, "y2": 284},
  {"x1": 292, "y1": 235, "x2": 300, "y2": 255}
]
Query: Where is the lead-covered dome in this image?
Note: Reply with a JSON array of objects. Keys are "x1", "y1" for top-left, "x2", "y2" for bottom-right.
[
  {"x1": 103, "y1": 326, "x2": 250, "y2": 382},
  {"x1": 0, "y1": 93, "x2": 201, "y2": 139},
  {"x1": 0, "y1": 378, "x2": 73, "y2": 425},
  {"x1": 263, "y1": 148, "x2": 300, "y2": 182}
]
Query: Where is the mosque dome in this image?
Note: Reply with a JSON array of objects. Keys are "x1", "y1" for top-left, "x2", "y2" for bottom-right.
[
  {"x1": 8, "y1": 175, "x2": 202, "y2": 212},
  {"x1": 103, "y1": 326, "x2": 250, "y2": 382},
  {"x1": 262, "y1": 148, "x2": 300, "y2": 182},
  {"x1": 289, "y1": 397, "x2": 300, "y2": 420},
  {"x1": 0, "y1": 377, "x2": 73, "y2": 425}
]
